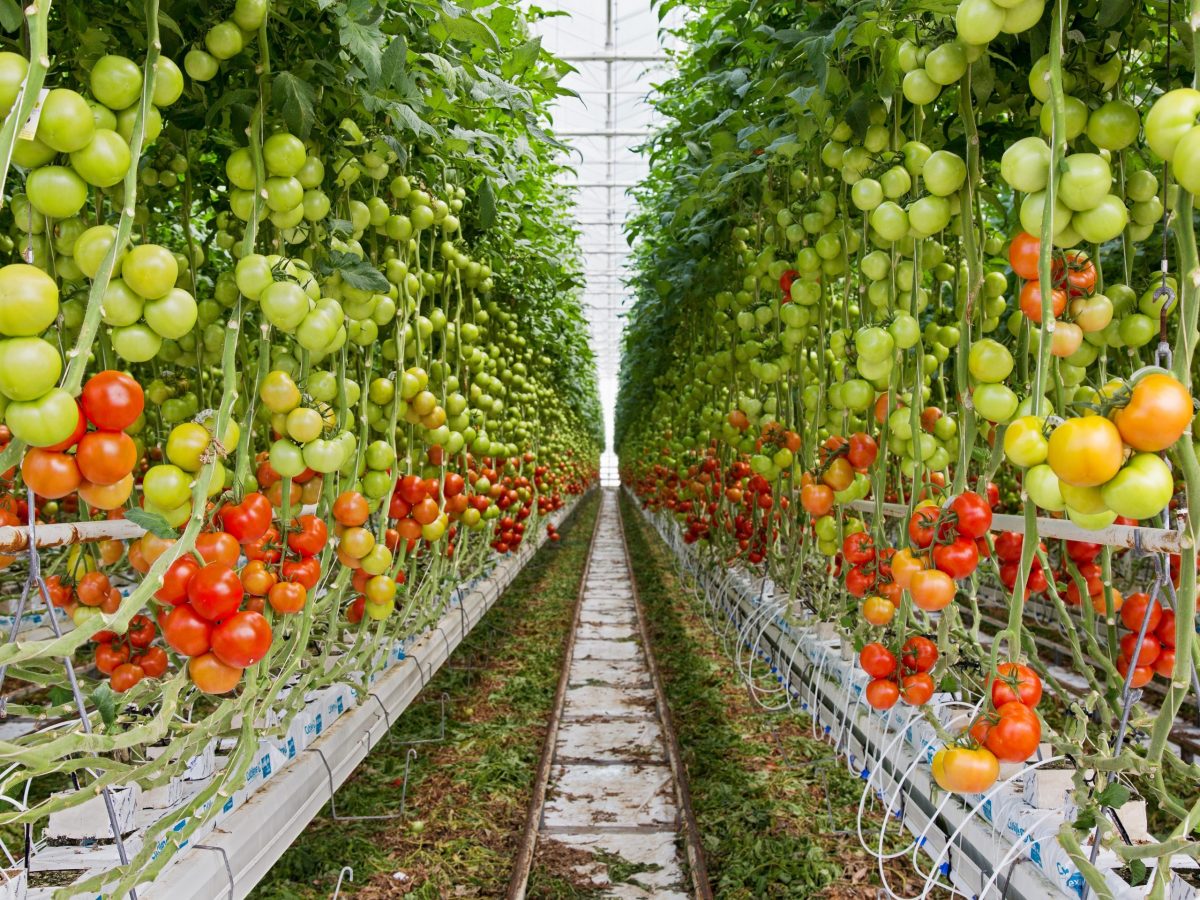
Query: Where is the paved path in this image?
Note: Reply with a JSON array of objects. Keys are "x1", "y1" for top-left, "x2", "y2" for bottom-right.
[{"x1": 534, "y1": 490, "x2": 690, "y2": 898}]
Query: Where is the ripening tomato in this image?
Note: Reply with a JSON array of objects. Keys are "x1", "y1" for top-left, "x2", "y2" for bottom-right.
[
  {"x1": 189, "y1": 652, "x2": 243, "y2": 694},
  {"x1": 991, "y1": 662, "x2": 1042, "y2": 708},
  {"x1": 847, "y1": 432, "x2": 878, "y2": 470},
  {"x1": 801, "y1": 483, "x2": 834, "y2": 517},
  {"x1": 822, "y1": 457, "x2": 854, "y2": 491},
  {"x1": 196, "y1": 531, "x2": 241, "y2": 568},
  {"x1": 890, "y1": 548, "x2": 924, "y2": 589},
  {"x1": 932, "y1": 745, "x2": 999, "y2": 794},
  {"x1": 860, "y1": 642, "x2": 897, "y2": 679},
  {"x1": 76, "y1": 571, "x2": 113, "y2": 607},
  {"x1": 268, "y1": 581, "x2": 307, "y2": 614},
  {"x1": 240, "y1": 559, "x2": 277, "y2": 597},
  {"x1": 1111, "y1": 373, "x2": 1192, "y2": 452},
  {"x1": 1008, "y1": 232, "x2": 1041, "y2": 280},
  {"x1": 1055, "y1": 249, "x2": 1096, "y2": 296},
  {"x1": 21, "y1": 448, "x2": 82, "y2": 499},
  {"x1": 910, "y1": 569, "x2": 956, "y2": 611},
  {"x1": 862, "y1": 595, "x2": 895, "y2": 626},
  {"x1": 1046, "y1": 417, "x2": 1124, "y2": 487},
  {"x1": 332, "y1": 490, "x2": 370, "y2": 526}
]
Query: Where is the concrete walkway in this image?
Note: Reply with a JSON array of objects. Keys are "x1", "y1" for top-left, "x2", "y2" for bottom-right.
[{"x1": 535, "y1": 490, "x2": 689, "y2": 898}]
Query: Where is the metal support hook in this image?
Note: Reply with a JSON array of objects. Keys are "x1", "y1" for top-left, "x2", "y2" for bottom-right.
[
  {"x1": 308, "y1": 745, "x2": 418, "y2": 821},
  {"x1": 396, "y1": 693, "x2": 450, "y2": 746},
  {"x1": 331, "y1": 865, "x2": 353, "y2": 899},
  {"x1": 194, "y1": 845, "x2": 234, "y2": 900}
]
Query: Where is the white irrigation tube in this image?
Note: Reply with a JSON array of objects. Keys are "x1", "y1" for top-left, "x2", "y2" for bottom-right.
[
  {"x1": 912, "y1": 756, "x2": 1068, "y2": 899},
  {"x1": 976, "y1": 809, "x2": 1064, "y2": 899}
]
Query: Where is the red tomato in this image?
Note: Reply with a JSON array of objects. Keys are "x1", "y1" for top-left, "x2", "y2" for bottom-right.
[
  {"x1": 973, "y1": 702, "x2": 1041, "y2": 763},
  {"x1": 845, "y1": 565, "x2": 876, "y2": 598},
  {"x1": 281, "y1": 556, "x2": 321, "y2": 590},
  {"x1": 908, "y1": 506, "x2": 940, "y2": 548},
  {"x1": 994, "y1": 531, "x2": 1023, "y2": 562},
  {"x1": 95, "y1": 641, "x2": 130, "y2": 675},
  {"x1": 186, "y1": 563, "x2": 243, "y2": 621},
  {"x1": 211, "y1": 610, "x2": 273, "y2": 668},
  {"x1": 900, "y1": 672, "x2": 935, "y2": 705},
  {"x1": 933, "y1": 536, "x2": 980, "y2": 580},
  {"x1": 950, "y1": 492, "x2": 992, "y2": 539},
  {"x1": 110, "y1": 662, "x2": 145, "y2": 693},
  {"x1": 860, "y1": 642, "x2": 897, "y2": 679},
  {"x1": 866, "y1": 678, "x2": 899, "y2": 710},
  {"x1": 127, "y1": 614, "x2": 156, "y2": 648},
  {"x1": 902, "y1": 636, "x2": 938, "y2": 672},
  {"x1": 196, "y1": 531, "x2": 241, "y2": 568},
  {"x1": 162, "y1": 604, "x2": 213, "y2": 657},
  {"x1": 1120, "y1": 593, "x2": 1163, "y2": 633},
  {"x1": 842, "y1": 532, "x2": 875, "y2": 565},
  {"x1": 156, "y1": 555, "x2": 201, "y2": 606},
  {"x1": 287, "y1": 514, "x2": 328, "y2": 557},
  {"x1": 132, "y1": 646, "x2": 169, "y2": 678},
  {"x1": 1008, "y1": 232, "x2": 1041, "y2": 280},
  {"x1": 991, "y1": 662, "x2": 1042, "y2": 708},
  {"x1": 1119, "y1": 632, "x2": 1162, "y2": 666},
  {"x1": 217, "y1": 492, "x2": 273, "y2": 543},
  {"x1": 81, "y1": 370, "x2": 144, "y2": 431}
]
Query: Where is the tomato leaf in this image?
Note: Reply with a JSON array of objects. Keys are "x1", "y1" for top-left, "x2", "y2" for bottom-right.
[
  {"x1": 322, "y1": 250, "x2": 390, "y2": 292},
  {"x1": 439, "y1": 1, "x2": 501, "y2": 53},
  {"x1": 477, "y1": 177, "x2": 496, "y2": 229},
  {"x1": 505, "y1": 37, "x2": 542, "y2": 79},
  {"x1": 0, "y1": 0, "x2": 21, "y2": 32},
  {"x1": 339, "y1": 18, "x2": 386, "y2": 86},
  {"x1": 1129, "y1": 859, "x2": 1148, "y2": 886},
  {"x1": 273, "y1": 72, "x2": 318, "y2": 138},
  {"x1": 1097, "y1": 0, "x2": 1133, "y2": 27},
  {"x1": 123, "y1": 508, "x2": 178, "y2": 540},
  {"x1": 380, "y1": 35, "x2": 408, "y2": 90},
  {"x1": 1072, "y1": 809, "x2": 1097, "y2": 831},
  {"x1": 90, "y1": 683, "x2": 117, "y2": 729},
  {"x1": 1096, "y1": 782, "x2": 1131, "y2": 809}
]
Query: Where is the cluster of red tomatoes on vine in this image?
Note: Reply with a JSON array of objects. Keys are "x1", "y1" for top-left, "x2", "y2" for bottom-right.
[
  {"x1": 860, "y1": 635, "x2": 939, "y2": 709},
  {"x1": 20, "y1": 371, "x2": 144, "y2": 511}
]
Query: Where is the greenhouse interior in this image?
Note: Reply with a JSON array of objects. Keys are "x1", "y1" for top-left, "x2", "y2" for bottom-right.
[{"x1": 0, "y1": 0, "x2": 1196, "y2": 897}]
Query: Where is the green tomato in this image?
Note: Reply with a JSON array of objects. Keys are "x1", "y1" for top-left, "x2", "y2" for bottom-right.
[
  {"x1": 0, "y1": 337, "x2": 60, "y2": 401},
  {"x1": 1086, "y1": 100, "x2": 1140, "y2": 152},
  {"x1": 921, "y1": 151, "x2": 966, "y2": 197},
  {"x1": 121, "y1": 244, "x2": 178, "y2": 300},
  {"x1": 90, "y1": 55, "x2": 142, "y2": 111},
  {"x1": 1144, "y1": 88, "x2": 1200, "y2": 163},
  {"x1": 972, "y1": 383, "x2": 1019, "y2": 423},
  {"x1": 0, "y1": 263, "x2": 58, "y2": 336},
  {"x1": 1026, "y1": 464, "x2": 1065, "y2": 511},
  {"x1": 1059, "y1": 154, "x2": 1111, "y2": 212},
  {"x1": 1000, "y1": 136, "x2": 1050, "y2": 194},
  {"x1": 69, "y1": 129, "x2": 131, "y2": 187},
  {"x1": 967, "y1": 339, "x2": 1014, "y2": 383},
  {"x1": 1100, "y1": 453, "x2": 1173, "y2": 521},
  {"x1": 6, "y1": 387, "x2": 78, "y2": 446},
  {"x1": 26, "y1": 166, "x2": 88, "y2": 219},
  {"x1": 955, "y1": 0, "x2": 1004, "y2": 44},
  {"x1": 36, "y1": 88, "x2": 94, "y2": 153},
  {"x1": 143, "y1": 464, "x2": 192, "y2": 509},
  {"x1": 110, "y1": 323, "x2": 162, "y2": 361}
]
